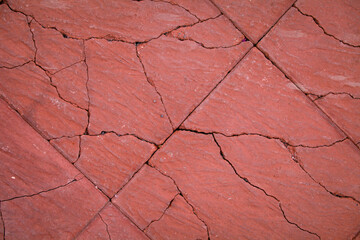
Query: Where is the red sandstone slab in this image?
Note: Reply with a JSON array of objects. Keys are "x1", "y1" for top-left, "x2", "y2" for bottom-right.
[
  {"x1": 85, "y1": 39, "x2": 172, "y2": 144},
  {"x1": 150, "y1": 131, "x2": 316, "y2": 239},
  {"x1": 0, "y1": 98, "x2": 80, "y2": 201},
  {"x1": 145, "y1": 195, "x2": 208, "y2": 240},
  {"x1": 2, "y1": 177, "x2": 108, "y2": 239},
  {"x1": 75, "y1": 134, "x2": 157, "y2": 197},
  {"x1": 184, "y1": 48, "x2": 344, "y2": 146},
  {"x1": 156, "y1": 0, "x2": 220, "y2": 20},
  {"x1": 112, "y1": 165, "x2": 179, "y2": 230},
  {"x1": 169, "y1": 15, "x2": 244, "y2": 48},
  {"x1": 50, "y1": 136, "x2": 80, "y2": 163},
  {"x1": 0, "y1": 5, "x2": 35, "y2": 68},
  {"x1": 212, "y1": 0, "x2": 294, "y2": 42},
  {"x1": 77, "y1": 203, "x2": 149, "y2": 240},
  {"x1": 294, "y1": 139, "x2": 360, "y2": 201},
  {"x1": 215, "y1": 134, "x2": 360, "y2": 239},
  {"x1": 30, "y1": 21, "x2": 84, "y2": 74},
  {"x1": 315, "y1": 94, "x2": 360, "y2": 143},
  {"x1": 0, "y1": 62, "x2": 87, "y2": 139},
  {"x1": 296, "y1": 0, "x2": 360, "y2": 46},
  {"x1": 259, "y1": 8, "x2": 360, "y2": 98},
  {"x1": 51, "y1": 62, "x2": 89, "y2": 109},
  {"x1": 139, "y1": 35, "x2": 252, "y2": 127},
  {"x1": 8, "y1": 0, "x2": 197, "y2": 42}
]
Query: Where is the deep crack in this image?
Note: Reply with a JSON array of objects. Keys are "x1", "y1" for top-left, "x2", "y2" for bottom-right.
[
  {"x1": 311, "y1": 92, "x2": 360, "y2": 101},
  {"x1": 83, "y1": 40, "x2": 91, "y2": 135},
  {"x1": 99, "y1": 214, "x2": 112, "y2": 240}
]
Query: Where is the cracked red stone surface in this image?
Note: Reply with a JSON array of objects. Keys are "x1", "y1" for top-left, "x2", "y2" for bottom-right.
[{"x1": 2, "y1": 0, "x2": 360, "y2": 238}]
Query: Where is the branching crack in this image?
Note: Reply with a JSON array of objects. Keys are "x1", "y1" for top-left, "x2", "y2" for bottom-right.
[
  {"x1": 310, "y1": 91, "x2": 360, "y2": 101},
  {"x1": 293, "y1": 5, "x2": 359, "y2": 48},
  {"x1": 211, "y1": 134, "x2": 320, "y2": 239},
  {"x1": 0, "y1": 60, "x2": 32, "y2": 69},
  {"x1": 99, "y1": 214, "x2": 112, "y2": 240}
]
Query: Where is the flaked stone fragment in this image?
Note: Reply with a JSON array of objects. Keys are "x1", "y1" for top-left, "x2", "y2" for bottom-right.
[
  {"x1": 86, "y1": 39, "x2": 172, "y2": 144},
  {"x1": 216, "y1": 134, "x2": 360, "y2": 239},
  {"x1": 8, "y1": 0, "x2": 197, "y2": 42},
  {"x1": 259, "y1": 8, "x2": 360, "y2": 98},
  {"x1": 184, "y1": 49, "x2": 344, "y2": 146},
  {"x1": 150, "y1": 131, "x2": 316, "y2": 239},
  {"x1": 50, "y1": 136, "x2": 80, "y2": 163},
  {"x1": 0, "y1": 5, "x2": 35, "y2": 68},
  {"x1": 77, "y1": 203, "x2": 149, "y2": 240},
  {"x1": 0, "y1": 62, "x2": 88, "y2": 139},
  {"x1": 75, "y1": 134, "x2": 156, "y2": 197},
  {"x1": 112, "y1": 165, "x2": 179, "y2": 230},
  {"x1": 212, "y1": 0, "x2": 294, "y2": 42},
  {"x1": 139, "y1": 35, "x2": 252, "y2": 127},
  {"x1": 145, "y1": 195, "x2": 208, "y2": 240}
]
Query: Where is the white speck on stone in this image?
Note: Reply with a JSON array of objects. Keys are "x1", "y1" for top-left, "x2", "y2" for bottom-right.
[{"x1": 11, "y1": 176, "x2": 16, "y2": 179}]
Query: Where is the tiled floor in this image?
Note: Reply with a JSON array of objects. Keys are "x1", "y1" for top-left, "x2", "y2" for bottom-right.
[{"x1": 1, "y1": 0, "x2": 359, "y2": 239}]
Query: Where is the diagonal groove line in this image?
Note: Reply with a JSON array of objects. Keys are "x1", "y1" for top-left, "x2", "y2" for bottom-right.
[
  {"x1": 293, "y1": 5, "x2": 359, "y2": 48},
  {"x1": 211, "y1": 134, "x2": 320, "y2": 238},
  {"x1": 99, "y1": 213, "x2": 112, "y2": 240},
  {"x1": 148, "y1": 164, "x2": 211, "y2": 240},
  {"x1": 151, "y1": 0, "x2": 201, "y2": 21}
]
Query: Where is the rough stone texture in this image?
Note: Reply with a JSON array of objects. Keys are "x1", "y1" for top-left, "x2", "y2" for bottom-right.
[
  {"x1": 77, "y1": 203, "x2": 149, "y2": 240},
  {"x1": 30, "y1": 21, "x2": 84, "y2": 74},
  {"x1": 0, "y1": 98, "x2": 80, "y2": 201},
  {"x1": 169, "y1": 15, "x2": 244, "y2": 48},
  {"x1": 75, "y1": 134, "x2": 157, "y2": 197},
  {"x1": 212, "y1": 0, "x2": 295, "y2": 42},
  {"x1": 216, "y1": 134, "x2": 360, "y2": 239},
  {"x1": 316, "y1": 94, "x2": 360, "y2": 143},
  {"x1": 150, "y1": 131, "x2": 316, "y2": 239},
  {"x1": 0, "y1": 62, "x2": 88, "y2": 139},
  {"x1": 0, "y1": 203, "x2": 4, "y2": 240},
  {"x1": 184, "y1": 48, "x2": 344, "y2": 146},
  {"x1": 296, "y1": 0, "x2": 360, "y2": 46},
  {"x1": 156, "y1": 0, "x2": 220, "y2": 20},
  {"x1": 0, "y1": 5, "x2": 35, "y2": 68},
  {"x1": 8, "y1": 0, "x2": 198, "y2": 42},
  {"x1": 86, "y1": 39, "x2": 172, "y2": 144},
  {"x1": 294, "y1": 139, "x2": 360, "y2": 201},
  {"x1": 259, "y1": 8, "x2": 360, "y2": 98},
  {"x1": 51, "y1": 61, "x2": 89, "y2": 110},
  {"x1": 2, "y1": 177, "x2": 108, "y2": 239},
  {"x1": 112, "y1": 165, "x2": 179, "y2": 230},
  {"x1": 50, "y1": 136, "x2": 80, "y2": 163},
  {"x1": 145, "y1": 195, "x2": 208, "y2": 240},
  {"x1": 139, "y1": 36, "x2": 252, "y2": 127}
]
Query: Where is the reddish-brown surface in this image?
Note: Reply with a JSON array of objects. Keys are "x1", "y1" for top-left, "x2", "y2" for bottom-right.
[{"x1": 1, "y1": 1, "x2": 359, "y2": 239}]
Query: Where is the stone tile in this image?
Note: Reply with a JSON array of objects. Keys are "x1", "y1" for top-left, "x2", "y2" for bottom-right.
[
  {"x1": 294, "y1": 139, "x2": 360, "y2": 201},
  {"x1": 150, "y1": 131, "x2": 316, "y2": 239},
  {"x1": 296, "y1": 0, "x2": 360, "y2": 46},
  {"x1": 8, "y1": 0, "x2": 197, "y2": 42},
  {"x1": 85, "y1": 39, "x2": 172, "y2": 144},
  {"x1": 184, "y1": 48, "x2": 344, "y2": 146},
  {"x1": 30, "y1": 21, "x2": 84, "y2": 74},
  {"x1": 0, "y1": 62, "x2": 88, "y2": 139},
  {"x1": 216, "y1": 134, "x2": 360, "y2": 239},
  {"x1": 259, "y1": 8, "x2": 360, "y2": 98},
  {"x1": 77, "y1": 203, "x2": 149, "y2": 240},
  {"x1": 0, "y1": 5, "x2": 35, "y2": 68},
  {"x1": 139, "y1": 35, "x2": 252, "y2": 127},
  {"x1": 315, "y1": 94, "x2": 360, "y2": 143},
  {"x1": 2, "y1": 177, "x2": 108, "y2": 239},
  {"x1": 112, "y1": 165, "x2": 179, "y2": 230},
  {"x1": 50, "y1": 136, "x2": 80, "y2": 163},
  {"x1": 169, "y1": 15, "x2": 245, "y2": 48},
  {"x1": 212, "y1": 0, "x2": 294, "y2": 42},
  {"x1": 51, "y1": 61, "x2": 89, "y2": 110},
  {"x1": 0, "y1": 98, "x2": 79, "y2": 201},
  {"x1": 75, "y1": 134, "x2": 157, "y2": 197},
  {"x1": 145, "y1": 195, "x2": 208, "y2": 240}
]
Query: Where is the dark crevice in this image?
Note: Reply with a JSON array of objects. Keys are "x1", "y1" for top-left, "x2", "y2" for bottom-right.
[
  {"x1": 0, "y1": 202, "x2": 5, "y2": 240},
  {"x1": 211, "y1": 134, "x2": 320, "y2": 239},
  {"x1": 143, "y1": 193, "x2": 180, "y2": 231},
  {"x1": 311, "y1": 92, "x2": 360, "y2": 101},
  {"x1": 135, "y1": 44, "x2": 175, "y2": 129},
  {"x1": 75, "y1": 135, "x2": 82, "y2": 164},
  {"x1": 0, "y1": 60, "x2": 32, "y2": 69},
  {"x1": 99, "y1": 214, "x2": 112, "y2": 240},
  {"x1": 82, "y1": 40, "x2": 91, "y2": 135},
  {"x1": 148, "y1": 164, "x2": 211, "y2": 240},
  {"x1": 293, "y1": 5, "x2": 360, "y2": 48},
  {"x1": 353, "y1": 229, "x2": 360, "y2": 240}
]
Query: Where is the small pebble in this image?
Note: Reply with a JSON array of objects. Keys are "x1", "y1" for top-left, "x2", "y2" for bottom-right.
[{"x1": 160, "y1": 114, "x2": 164, "y2": 118}]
